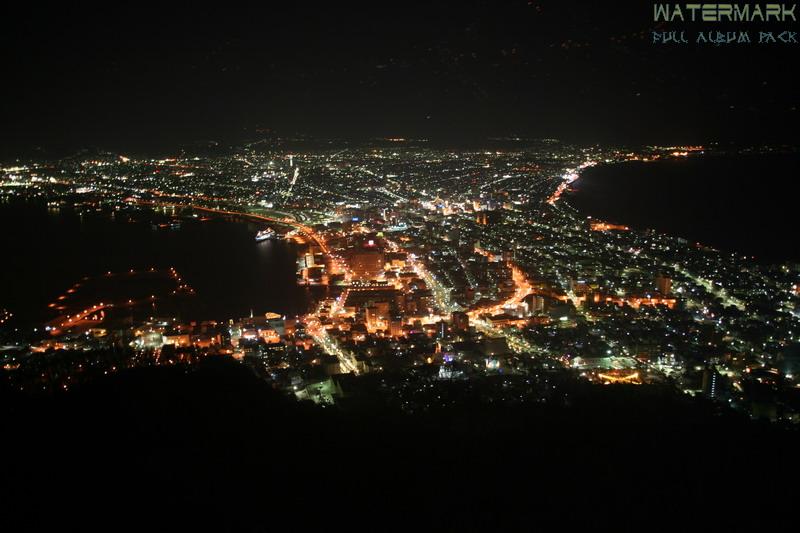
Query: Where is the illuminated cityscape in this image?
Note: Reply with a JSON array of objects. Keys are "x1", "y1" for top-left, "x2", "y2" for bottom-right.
[
  {"x1": 2, "y1": 141, "x2": 798, "y2": 410},
  {"x1": 2, "y1": 2, "x2": 798, "y2": 529}
]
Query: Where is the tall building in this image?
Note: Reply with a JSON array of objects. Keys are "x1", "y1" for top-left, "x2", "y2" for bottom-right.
[
  {"x1": 389, "y1": 316, "x2": 404, "y2": 337},
  {"x1": 349, "y1": 240, "x2": 385, "y2": 280},
  {"x1": 524, "y1": 294, "x2": 546, "y2": 315}
]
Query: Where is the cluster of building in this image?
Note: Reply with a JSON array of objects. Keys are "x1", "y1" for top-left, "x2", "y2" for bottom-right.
[{"x1": 1, "y1": 140, "x2": 799, "y2": 421}]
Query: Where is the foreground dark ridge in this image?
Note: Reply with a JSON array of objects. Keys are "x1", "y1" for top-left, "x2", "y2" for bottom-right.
[{"x1": 3, "y1": 356, "x2": 797, "y2": 529}]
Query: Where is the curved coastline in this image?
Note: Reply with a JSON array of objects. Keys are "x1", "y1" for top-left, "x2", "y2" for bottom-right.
[{"x1": 562, "y1": 153, "x2": 800, "y2": 263}]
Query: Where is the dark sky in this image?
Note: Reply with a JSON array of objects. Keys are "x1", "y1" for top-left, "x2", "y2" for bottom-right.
[{"x1": 1, "y1": 1, "x2": 798, "y2": 155}]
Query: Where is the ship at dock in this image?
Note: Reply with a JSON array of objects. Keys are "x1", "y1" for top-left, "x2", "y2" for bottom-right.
[{"x1": 255, "y1": 228, "x2": 277, "y2": 241}]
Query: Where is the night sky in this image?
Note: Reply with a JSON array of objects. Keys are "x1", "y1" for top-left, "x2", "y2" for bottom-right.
[{"x1": 1, "y1": 1, "x2": 798, "y2": 156}]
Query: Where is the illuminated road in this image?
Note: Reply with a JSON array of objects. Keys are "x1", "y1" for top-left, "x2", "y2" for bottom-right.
[
  {"x1": 385, "y1": 238, "x2": 459, "y2": 314},
  {"x1": 462, "y1": 252, "x2": 546, "y2": 357},
  {"x1": 50, "y1": 302, "x2": 113, "y2": 333},
  {"x1": 411, "y1": 258, "x2": 460, "y2": 314},
  {"x1": 546, "y1": 161, "x2": 596, "y2": 205},
  {"x1": 468, "y1": 249, "x2": 533, "y2": 318},
  {"x1": 471, "y1": 317, "x2": 541, "y2": 355},
  {"x1": 306, "y1": 317, "x2": 360, "y2": 374},
  {"x1": 671, "y1": 263, "x2": 746, "y2": 311}
]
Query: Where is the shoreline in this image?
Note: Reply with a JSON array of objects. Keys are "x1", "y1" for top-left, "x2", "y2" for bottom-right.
[
  {"x1": 0, "y1": 201, "x2": 314, "y2": 329},
  {"x1": 561, "y1": 153, "x2": 799, "y2": 264}
]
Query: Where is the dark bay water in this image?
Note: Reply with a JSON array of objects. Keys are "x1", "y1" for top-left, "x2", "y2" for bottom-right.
[
  {"x1": 0, "y1": 200, "x2": 313, "y2": 326},
  {"x1": 567, "y1": 153, "x2": 800, "y2": 263}
]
